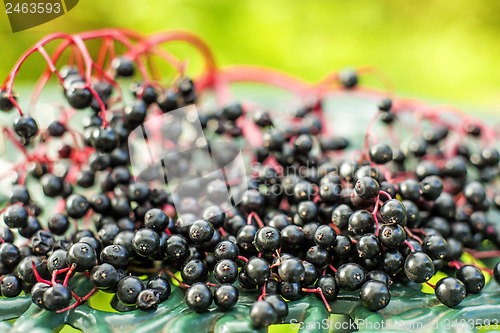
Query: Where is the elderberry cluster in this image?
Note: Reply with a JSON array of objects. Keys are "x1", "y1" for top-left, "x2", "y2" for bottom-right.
[{"x1": 1, "y1": 29, "x2": 500, "y2": 330}]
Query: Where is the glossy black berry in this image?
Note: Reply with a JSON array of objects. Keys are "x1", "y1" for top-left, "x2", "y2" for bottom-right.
[
  {"x1": 359, "y1": 281, "x2": 390, "y2": 311},
  {"x1": 379, "y1": 224, "x2": 406, "y2": 248},
  {"x1": 66, "y1": 242, "x2": 97, "y2": 272},
  {"x1": 357, "y1": 234, "x2": 380, "y2": 259},
  {"x1": 136, "y1": 289, "x2": 160, "y2": 310},
  {"x1": 348, "y1": 210, "x2": 374, "y2": 235},
  {"x1": 214, "y1": 241, "x2": 239, "y2": 261},
  {"x1": 214, "y1": 284, "x2": 239, "y2": 309},
  {"x1": 0, "y1": 242, "x2": 20, "y2": 267},
  {"x1": 404, "y1": 252, "x2": 434, "y2": 283},
  {"x1": 43, "y1": 283, "x2": 72, "y2": 311},
  {"x1": 185, "y1": 282, "x2": 212, "y2": 312},
  {"x1": 378, "y1": 98, "x2": 392, "y2": 111},
  {"x1": 14, "y1": 115, "x2": 38, "y2": 143},
  {"x1": 66, "y1": 194, "x2": 90, "y2": 219},
  {"x1": 189, "y1": 220, "x2": 214, "y2": 245},
  {"x1": 278, "y1": 257, "x2": 305, "y2": 283},
  {"x1": 423, "y1": 235, "x2": 448, "y2": 260},
  {"x1": 132, "y1": 228, "x2": 160, "y2": 257},
  {"x1": 3, "y1": 204, "x2": 28, "y2": 229},
  {"x1": 253, "y1": 226, "x2": 281, "y2": 254},
  {"x1": 112, "y1": 56, "x2": 135, "y2": 77},
  {"x1": 117, "y1": 276, "x2": 145, "y2": 306},
  {"x1": 250, "y1": 300, "x2": 277, "y2": 328},
  {"x1": 245, "y1": 257, "x2": 270, "y2": 285},
  {"x1": 67, "y1": 85, "x2": 92, "y2": 110},
  {"x1": 456, "y1": 265, "x2": 485, "y2": 294},
  {"x1": 366, "y1": 270, "x2": 392, "y2": 287},
  {"x1": 147, "y1": 276, "x2": 171, "y2": 302},
  {"x1": 332, "y1": 204, "x2": 352, "y2": 229},
  {"x1": 380, "y1": 199, "x2": 406, "y2": 224},
  {"x1": 335, "y1": 263, "x2": 366, "y2": 291},
  {"x1": 90, "y1": 263, "x2": 119, "y2": 289},
  {"x1": 435, "y1": 277, "x2": 466, "y2": 308},
  {"x1": 313, "y1": 225, "x2": 337, "y2": 248},
  {"x1": 31, "y1": 282, "x2": 50, "y2": 308},
  {"x1": 316, "y1": 274, "x2": 338, "y2": 301},
  {"x1": 369, "y1": 143, "x2": 393, "y2": 164},
  {"x1": 1, "y1": 274, "x2": 22, "y2": 297},
  {"x1": 47, "y1": 213, "x2": 70, "y2": 235},
  {"x1": 339, "y1": 68, "x2": 358, "y2": 89},
  {"x1": 32, "y1": 230, "x2": 55, "y2": 256}
]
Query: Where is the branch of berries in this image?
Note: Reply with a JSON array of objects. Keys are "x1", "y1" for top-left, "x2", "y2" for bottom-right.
[{"x1": 0, "y1": 29, "x2": 500, "y2": 330}]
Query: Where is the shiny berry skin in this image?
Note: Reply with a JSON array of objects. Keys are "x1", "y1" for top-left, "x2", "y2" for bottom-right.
[
  {"x1": 456, "y1": 265, "x2": 485, "y2": 294},
  {"x1": 263, "y1": 128, "x2": 284, "y2": 151},
  {"x1": 1, "y1": 274, "x2": 22, "y2": 297},
  {"x1": 65, "y1": 194, "x2": 90, "y2": 219},
  {"x1": 379, "y1": 249, "x2": 404, "y2": 276},
  {"x1": 181, "y1": 259, "x2": 208, "y2": 285},
  {"x1": 278, "y1": 257, "x2": 305, "y2": 283},
  {"x1": 369, "y1": 143, "x2": 393, "y2": 164},
  {"x1": 47, "y1": 249, "x2": 68, "y2": 274},
  {"x1": 423, "y1": 235, "x2": 448, "y2": 260},
  {"x1": 331, "y1": 235, "x2": 352, "y2": 257},
  {"x1": 463, "y1": 181, "x2": 486, "y2": 206},
  {"x1": 357, "y1": 234, "x2": 380, "y2": 259},
  {"x1": 280, "y1": 225, "x2": 304, "y2": 251},
  {"x1": 43, "y1": 283, "x2": 72, "y2": 311},
  {"x1": 348, "y1": 210, "x2": 374, "y2": 235},
  {"x1": 213, "y1": 259, "x2": 238, "y2": 284},
  {"x1": 92, "y1": 128, "x2": 117, "y2": 153},
  {"x1": 253, "y1": 226, "x2": 281, "y2": 254},
  {"x1": 14, "y1": 115, "x2": 38, "y2": 142},
  {"x1": 435, "y1": 277, "x2": 466, "y2": 308},
  {"x1": 132, "y1": 228, "x2": 160, "y2": 257},
  {"x1": 314, "y1": 225, "x2": 337, "y2": 248},
  {"x1": 245, "y1": 257, "x2": 270, "y2": 284},
  {"x1": 359, "y1": 281, "x2": 390, "y2": 311},
  {"x1": 117, "y1": 276, "x2": 145, "y2": 306},
  {"x1": 165, "y1": 235, "x2": 189, "y2": 260},
  {"x1": 99, "y1": 245, "x2": 129, "y2": 268},
  {"x1": 31, "y1": 282, "x2": 50, "y2": 308},
  {"x1": 316, "y1": 274, "x2": 338, "y2": 301},
  {"x1": 147, "y1": 276, "x2": 171, "y2": 302},
  {"x1": 379, "y1": 224, "x2": 406, "y2": 248},
  {"x1": 67, "y1": 86, "x2": 92, "y2": 110},
  {"x1": 380, "y1": 199, "x2": 406, "y2": 224},
  {"x1": 17, "y1": 256, "x2": 43, "y2": 284},
  {"x1": 185, "y1": 282, "x2": 212, "y2": 312},
  {"x1": 420, "y1": 175, "x2": 443, "y2": 201},
  {"x1": 214, "y1": 284, "x2": 239, "y2": 309},
  {"x1": 0, "y1": 89, "x2": 14, "y2": 111},
  {"x1": 399, "y1": 179, "x2": 421, "y2": 202},
  {"x1": 47, "y1": 213, "x2": 70, "y2": 235},
  {"x1": 66, "y1": 242, "x2": 97, "y2": 272},
  {"x1": 0, "y1": 242, "x2": 20, "y2": 267},
  {"x1": 189, "y1": 220, "x2": 214, "y2": 245},
  {"x1": 404, "y1": 252, "x2": 434, "y2": 283},
  {"x1": 112, "y1": 56, "x2": 135, "y2": 77},
  {"x1": 250, "y1": 300, "x2": 277, "y2": 328},
  {"x1": 3, "y1": 204, "x2": 28, "y2": 229},
  {"x1": 366, "y1": 270, "x2": 392, "y2": 287},
  {"x1": 143, "y1": 208, "x2": 169, "y2": 233},
  {"x1": 331, "y1": 204, "x2": 352, "y2": 229},
  {"x1": 335, "y1": 263, "x2": 366, "y2": 291},
  {"x1": 214, "y1": 241, "x2": 239, "y2": 261},
  {"x1": 305, "y1": 245, "x2": 329, "y2": 268},
  {"x1": 90, "y1": 263, "x2": 119, "y2": 289},
  {"x1": 355, "y1": 177, "x2": 380, "y2": 200}
]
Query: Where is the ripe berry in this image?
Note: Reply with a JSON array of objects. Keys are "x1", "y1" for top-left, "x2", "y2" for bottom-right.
[
  {"x1": 278, "y1": 257, "x2": 305, "y2": 283},
  {"x1": 189, "y1": 220, "x2": 214, "y2": 245},
  {"x1": 0, "y1": 242, "x2": 20, "y2": 267},
  {"x1": 456, "y1": 265, "x2": 485, "y2": 294},
  {"x1": 335, "y1": 263, "x2": 366, "y2": 291},
  {"x1": 66, "y1": 194, "x2": 90, "y2": 219},
  {"x1": 369, "y1": 143, "x2": 393, "y2": 164},
  {"x1": 112, "y1": 56, "x2": 135, "y2": 77},
  {"x1": 214, "y1": 241, "x2": 239, "y2": 261},
  {"x1": 132, "y1": 228, "x2": 160, "y2": 257},
  {"x1": 47, "y1": 249, "x2": 68, "y2": 274},
  {"x1": 339, "y1": 68, "x2": 358, "y2": 89},
  {"x1": 31, "y1": 230, "x2": 55, "y2": 256},
  {"x1": 116, "y1": 276, "x2": 145, "y2": 306},
  {"x1": 379, "y1": 224, "x2": 406, "y2": 248},
  {"x1": 355, "y1": 177, "x2": 380, "y2": 200},
  {"x1": 182, "y1": 259, "x2": 209, "y2": 285},
  {"x1": 378, "y1": 98, "x2": 392, "y2": 112},
  {"x1": 185, "y1": 282, "x2": 212, "y2": 312},
  {"x1": 314, "y1": 225, "x2": 337, "y2": 248},
  {"x1": 348, "y1": 210, "x2": 374, "y2": 235},
  {"x1": 332, "y1": 204, "x2": 352, "y2": 229},
  {"x1": 250, "y1": 300, "x2": 277, "y2": 328},
  {"x1": 67, "y1": 85, "x2": 92, "y2": 110},
  {"x1": 245, "y1": 257, "x2": 270, "y2": 284},
  {"x1": 264, "y1": 294, "x2": 288, "y2": 323},
  {"x1": 404, "y1": 251, "x2": 434, "y2": 283},
  {"x1": 1, "y1": 274, "x2": 22, "y2": 297},
  {"x1": 66, "y1": 242, "x2": 97, "y2": 272},
  {"x1": 357, "y1": 234, "x2": 380, "y2": 258},
  {"x1": 359, "y1": 281, "x2": 390, "y2": 311},
  {"x1": 43, "y1": 284, "x2": 72, "y2": 311},
  {"x1": 380, "y1": 199, "x2": 406, "y2": 224},
  {"x1": 316, "y1": 274, "x2": 338, "y2": 301},
  {"x1": 147, "y1": 276, "x2": 171, "y2": 302},
  {"x1": 214, "y1": 284, "x2": 239, "y2": 309},
  {"x1": 253, "y1": 226, "x2": 281, "y2": 254},
  {"x1": 366, "y1": 270, "x2": 392, "y2": 287},
  {"x1": 423, "y1": 235, "x2": 448, "y2": 260},
  {"x1": 3, "y1": 204, "x2": 29, "y2": 228},
  {"x1": 435, "y1": 277, "x2": 466, "y2": 308},
  {"x1": 31, "y1": 282, "x2": 50, "y2": 308},
  {"x1": 14, "y1": 115, "x2": 38, "y2": 143},
  {"x1": 90, "y1": 263, "x2": 119, "y2": 289}
]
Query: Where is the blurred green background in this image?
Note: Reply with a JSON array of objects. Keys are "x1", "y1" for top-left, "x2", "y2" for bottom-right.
[{"x1": 1, "y1": 0, "x2": 500, "y2": 112}]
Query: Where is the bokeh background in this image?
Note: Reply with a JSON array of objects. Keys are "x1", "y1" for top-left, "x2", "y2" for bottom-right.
[{"x1": 1, "y1": 0, "x2": 500, "y2": 112}]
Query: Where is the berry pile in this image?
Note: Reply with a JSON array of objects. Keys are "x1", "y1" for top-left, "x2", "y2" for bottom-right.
[{"x1": 1, "y1": 29, "x2": 500, "y2": 329}]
